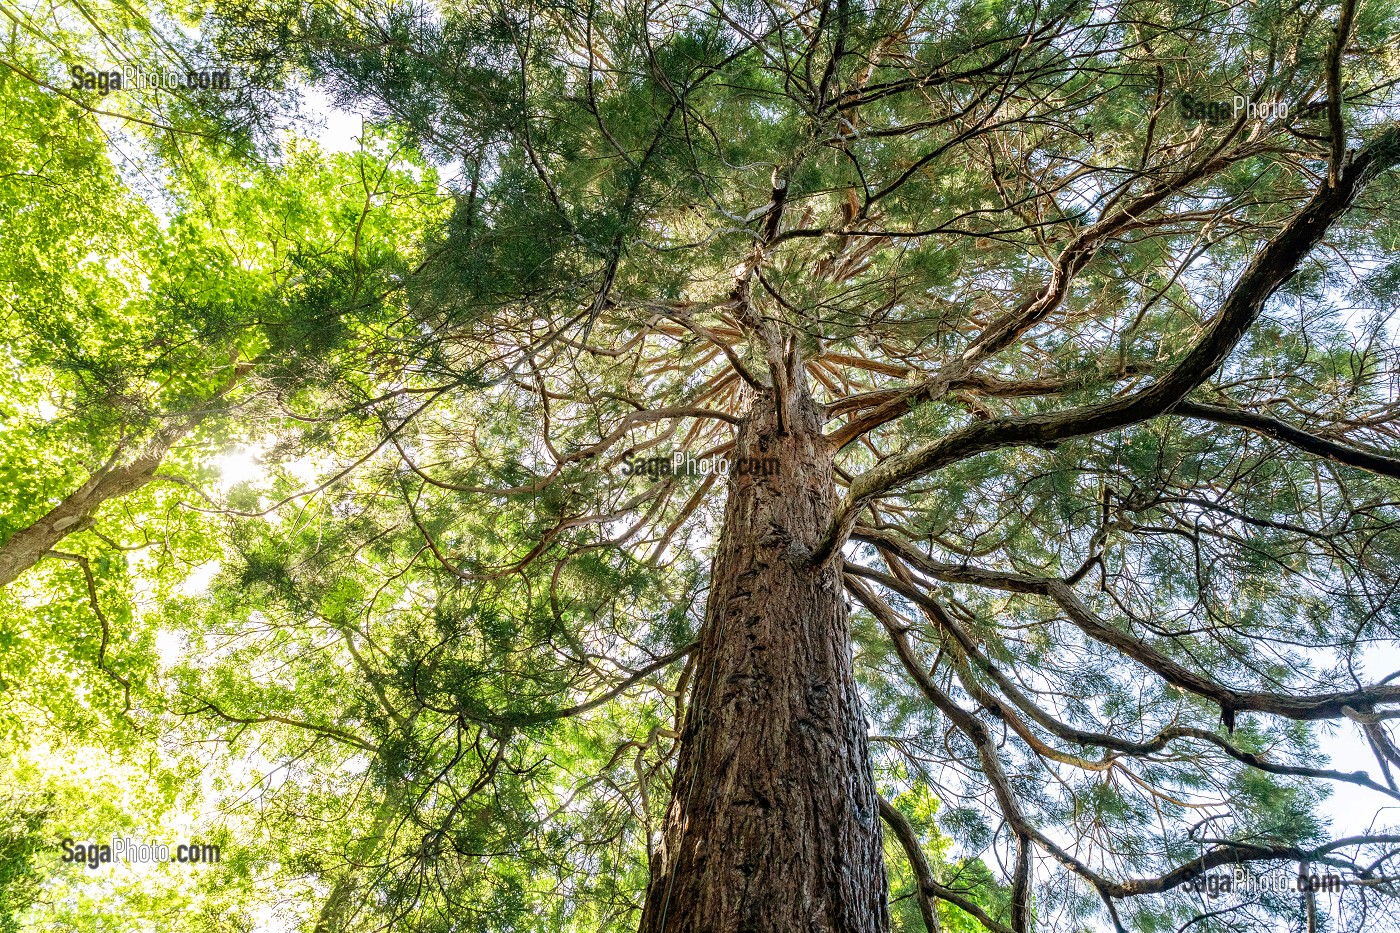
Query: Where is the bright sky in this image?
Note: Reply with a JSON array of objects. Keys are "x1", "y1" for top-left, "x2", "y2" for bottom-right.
[
  {"x1": 298, "y1": 86, "x2": 363, "y2": 154},
  {"x1": 1313, "y1": 640, "x2": 1400, "y2": 837}
]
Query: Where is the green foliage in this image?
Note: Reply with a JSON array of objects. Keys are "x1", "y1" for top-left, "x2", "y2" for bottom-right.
[
  {"x1": 0, "y1": 795, "x2": 49, "y2": 933},
  {"x1": 6, "y1": 0, "x2": 1400, "y2": 930}
]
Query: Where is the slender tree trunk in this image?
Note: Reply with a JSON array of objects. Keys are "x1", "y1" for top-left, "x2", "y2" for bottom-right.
[
  {"x1": 640, "y1": 384, "x2": 889, "y2": 933},
  {"x1": 313, "y1": 780, "x2": 407, "y2": 933},
  {"x1": 0, "y1": 361, "x2": 249, "y2": 588},
  {"x1": 0, "y1": 444, "x2": 161, "y2": 588}
]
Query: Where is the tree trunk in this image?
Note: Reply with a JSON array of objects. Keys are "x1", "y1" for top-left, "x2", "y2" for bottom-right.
[
  {"x1": 640, "y1": 385, "x2": 889, "y2": 933},
  {"x1": 0, "y1": 447, "x2": 157, "y2": 588},
  {"x1": 0, "y1": 361, "x2": 249, "y2": 589},
  {"x1": 313, "y1": 779, "x2": 407, "y2": 933}
]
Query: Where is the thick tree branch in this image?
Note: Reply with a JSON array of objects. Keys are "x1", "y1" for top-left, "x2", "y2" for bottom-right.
[
  {"x1": 1174, "y1": 400, "x2": 1400, "y2": 479},
  {"x1": 815, "y1": 125, "x2": 1400, "y2": 562},
  {"x1": 0, "y1": 358, "x2": 253, "y2": 588},
  {"x1": 1328, "y1": 0, "x2": 1359, "y2": 184}
]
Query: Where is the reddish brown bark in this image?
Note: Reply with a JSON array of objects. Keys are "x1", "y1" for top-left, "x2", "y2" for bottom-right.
[{"x1": 640, "y1": 385, "x2": 889, "y2": 933}]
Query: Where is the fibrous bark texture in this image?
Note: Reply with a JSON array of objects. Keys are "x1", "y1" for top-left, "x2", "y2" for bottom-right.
[{"x1": 640, "y1": 385, "x2": 889, "y2": 933}]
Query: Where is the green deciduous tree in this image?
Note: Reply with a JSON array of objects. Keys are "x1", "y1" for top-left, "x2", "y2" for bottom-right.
[{"x1": 0, "y1": 13, "x2": 445, "y2": 930}]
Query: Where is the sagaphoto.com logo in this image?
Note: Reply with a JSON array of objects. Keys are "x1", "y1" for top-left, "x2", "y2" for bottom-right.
[
  {"x1": 69, "y1": 63, "x2": 233, "y2": 95},
  {"x1": 1183, "y1": 863, "x2": 1344, "y2": 899},
  {"x1": 619, "y1": 451, "x2": 779, "y2": 480},
  {"x1": 60, "y1": 835, "x2": 221, "y2": 869},
  {"x1": 1176, "y1": 91, "x2": 1289, "y2": 124}
]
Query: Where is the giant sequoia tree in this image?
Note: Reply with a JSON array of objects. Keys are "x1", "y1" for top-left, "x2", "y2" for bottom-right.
[{"x1": 10, "y1": 0, "x2": 1400, "y2": 930}]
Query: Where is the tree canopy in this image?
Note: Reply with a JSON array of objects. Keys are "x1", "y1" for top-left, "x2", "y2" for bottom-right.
[{"x1": 5, "y1": 1, "x2": 1400, "y2": 931}]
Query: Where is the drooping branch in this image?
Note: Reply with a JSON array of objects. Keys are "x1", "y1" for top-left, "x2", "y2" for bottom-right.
[
  {"x1": 848, "y1": 526, "x2": 1400, "y2": 724},
  {"x1": 851, "y1": 566, "x2": 1400, "y2": 917},
  {"x1": 404, "y1": 642, "x2": 697, "y2": 728},
  {"x1": 44, "y1": 549, "x2": 132, "y2": 713},
  {"x1": 846, "y1": 555, "x2": 1400, "y2": 801},
  {"x1": 1174, "y1": 400, "x2": 1400, "y2": 479},
  {"x1": 1048, "y1": 581, "x2": 1400, "y2": 724},
  {"x1": 879, "y1": 796, "x2": 1013, "y2": 933},
  {"x1": 181, "y1": 693, "x2": 380, "y2": 754},
  {"x1": 845, "y1": 574, "x2": 1033, "y2": 931}
]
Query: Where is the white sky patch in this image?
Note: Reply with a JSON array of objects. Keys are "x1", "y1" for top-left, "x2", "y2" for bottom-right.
[
  {"x1": 217, "y1": 443, "x2": 328, "y2": 488},
  {"x1": 179, "y1": 560, "x2": 222, "y2": 598},
  {"x1": 154, "y1": 629, "x2": 184, "y2": 668},
  {"x1": 297, "y1": 86, "x2": 365, "y2": 154},
  {"x1": 1314, "y1": 640, "x2": 1400, "y2": 837},
  {"x1": 215, "y1": 444, "x2": 268, "y2": 491},
  {"x1": 253, "y1": 905, "x2": 296, "y2": 933},
  {"x1": 285, "y1": 453, "x2": 328, "y2": 487}
]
